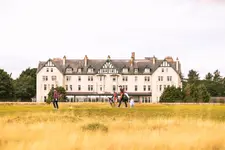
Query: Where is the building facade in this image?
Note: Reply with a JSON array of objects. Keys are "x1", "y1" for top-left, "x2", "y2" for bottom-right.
[{"x1": 36, "y1": 52, "x2": 182, "y2": 103}]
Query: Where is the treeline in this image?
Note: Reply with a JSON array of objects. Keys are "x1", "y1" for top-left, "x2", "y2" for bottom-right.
[
  {"x1": 160, "y1": 69, "x2": 225, "y2": 103},
  {"x1": 0, "y1": 68, "x2": 36, "y2": 101},
  {"x1": 1, "y1": 68, "x2": 225, "y2": 102}
]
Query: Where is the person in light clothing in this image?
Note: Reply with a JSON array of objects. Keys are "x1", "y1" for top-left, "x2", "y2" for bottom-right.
[{"x1": 129, "y1": 96, "x2": 134, "y2": 108}]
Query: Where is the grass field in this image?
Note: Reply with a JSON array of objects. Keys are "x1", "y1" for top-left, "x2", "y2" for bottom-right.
[{"x1": 0, "y1": 103, "x2": 225, "y2": 150}]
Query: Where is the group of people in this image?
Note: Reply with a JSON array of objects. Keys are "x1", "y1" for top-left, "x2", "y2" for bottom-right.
[
  {"x1": 108, "y1": 85, "x2": 134, "y2": 108},
  {"x1": 51, "y1": 85, "x2": 135, "y2": 109}
]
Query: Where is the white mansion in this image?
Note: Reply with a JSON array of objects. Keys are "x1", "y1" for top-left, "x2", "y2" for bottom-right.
[{"x1": 36, "y1": 52, "x2": 182, "y2": 103}]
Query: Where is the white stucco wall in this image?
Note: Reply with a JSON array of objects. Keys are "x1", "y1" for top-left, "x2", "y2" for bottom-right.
[
  {"x1": 37, "y1": 59, "x2": 182, "y2": 103},
  {"x1": 36, "y1": 66, "x2": 63, "y2": 102},
  {"x1": 151, "y1": 66, "x2": 181, "y2": 103}
]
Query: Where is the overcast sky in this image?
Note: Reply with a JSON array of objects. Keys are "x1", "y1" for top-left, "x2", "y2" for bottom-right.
[{"x1": 0, "y1": 0, "x2": 225, "y2": 79}]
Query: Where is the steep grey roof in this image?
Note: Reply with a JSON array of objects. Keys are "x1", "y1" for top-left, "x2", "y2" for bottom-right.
[{"x1": 37, "y1": 57, "x2": 181, "y2": 75}]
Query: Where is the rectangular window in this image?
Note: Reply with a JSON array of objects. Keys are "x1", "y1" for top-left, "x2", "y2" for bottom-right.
[
  {"x1": 78, "y1": 85, "x2": 81, "y2": 91},
  {"x1": 66, "y1": 76, "x2": 71, "y2": 81},
  {"x1": 65, "y1": 85, "x2": 68, "y2": 91},
  {"x1": 145, "y1": 76, "x2": 150, "y2": 81},
  {"x1": 122, "y1": 85, "x2": 128, "y2": 91},
  {"x1": 158, "y1": 76, "x2": 163, "y2": 81},
  {"x1": 88, "y1": 76, "x2": 93, "y2": 81},
  {"x1": 44, "y1": 84, "x2": 47, "y2": 90},
  {"x1": 159, "y1": 85, "x2": 162, "y2": 91},
  {"x1": 88, "y1": 85, "x2": 93, "y2": 91},
  {"x1": 112, "y1": 77, "x2": 116, "y2": 82},
  {"x1": 167, "y1": 76, "x2": 172, "y2": 81},
  {"x1": 46, "y1": 68, "x2": 49, "y2": 72},
  {"x1": 42, "y1": 76, "x2": 48, "y2": 81},
  {"x1": 162, "y1": 68, "x2": 164, "y2": 72},
  {"x1": 100, "y1": 85, "x2": 102, "y2": 91},
  {"x1": 51, "y1": 84, "x2": 54, "y2": 89},
  {"x1": 52, "y1": 76, "x2": 56, "y2": 81},
  {"x1": 113, "y1": 85, "x2": 116, "y2": 91},
  {"x1": 135, "y1": 76, "x2": 138, "y2": 81},
  {"x1": 100, "y1": 76, "x2": 102, "y2": 81},
  {"x1": 122, "y1": 76, "x2": 128, "y2": 81},
  {"x1": 164, "y1": 85, "x2": 166, "y2": 90},
  {"x1": 148, "y1": 85, "x2": 151, "y2": 91},
  {"x1": 135, "y1": 85, "x2": 138, "y2": 91},
  {"x1": 143, "y1": 85, "x2": 146, "y2": 91},
  {"x1": 70, "y1": 85, "x2": 72, "y2": 91},
  {"x1": 78, "y1": 76, "x2": 81, "y2": 81},
  {"x1": 51, "y1": 68, "x2": 53, "y2": 72}
]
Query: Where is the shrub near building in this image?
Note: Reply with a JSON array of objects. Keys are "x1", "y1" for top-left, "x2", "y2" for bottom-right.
[{"x1": 160, "y1": 84, "x2": 210, "y2": 103}]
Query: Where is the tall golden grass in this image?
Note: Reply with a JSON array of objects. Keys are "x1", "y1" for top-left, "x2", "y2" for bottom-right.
[{"x1": 0, "y1": 103, "x2": 225, "y2": 150}]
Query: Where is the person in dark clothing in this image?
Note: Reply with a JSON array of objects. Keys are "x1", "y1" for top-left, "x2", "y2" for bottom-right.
[
  {"x1": 108, "y1": 97, "x2": 115, "y2": 107},
  {"x1": 118, "y1": 86, "x2": 128, "y2": 108},
  {"x1": 53, "y1": 88, "x2": 59, "y2": 109}
]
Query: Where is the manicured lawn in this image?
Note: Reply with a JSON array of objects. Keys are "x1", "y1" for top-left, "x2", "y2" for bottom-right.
[
  {"x1": 0, "y1": 103, "x2": 225, "y2": 150},
  {"x1": 0, "y1": 103, "x2": 225, "y2": 121}
]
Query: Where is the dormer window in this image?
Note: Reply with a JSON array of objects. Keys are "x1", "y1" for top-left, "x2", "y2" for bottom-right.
[
  {"x1": 134, "y1": 69, "x2": 138, "y2": 73},
  {"x1": 88, "y1": 68, "x2": 94, "y2": 73},
  {"x1": 66, "y1": 68, "x2": 73, "y2": 73},
  {"x1": 78, "y1": 68, "x2": 82, "y2": 73},
  {"x1": 144, "y1": 68, "x2": 150, "y2": 73},
  {"x1": 123, "y1": 68, "x2": 128, "y2": 73}
]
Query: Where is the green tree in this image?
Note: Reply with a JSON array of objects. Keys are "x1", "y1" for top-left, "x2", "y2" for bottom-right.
[
  {"x1": 187, "y1": 69, "x2": 199, "y2": 83},
  {"x1": 47, "y1": 86, "x2": 66, "y2": 104},
  {"x1": 198, "y1": 84, "x2": 210, "y2": 102},
  {"x1": 190, "y1": 84, "x2": 200, "y2": 102},
  {"x1": 160, "y1": 86, "x2": 184, "y2": 103},
  {"x1": 0, "y1": 69, "x2": 14, "y2": 100},
  {"x1": 213, "y1": 70, "x2": 222, "y2": 83},
  {"x1": 205, "y1": 72, "x2": 213, "y2": 81},
  {"x1": 183, "y1": 83, "x2": 193, "y2": 102},
  {"x1": 14, "y1": 68, "x2": 37, "y2": 101}
]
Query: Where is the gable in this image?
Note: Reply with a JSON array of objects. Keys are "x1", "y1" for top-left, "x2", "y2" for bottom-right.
[
  {"x1": 160, "y1": 60, "x2": 170, "y2": 67},
  {"x1": 98, "y1": 61, "x2": 119, "y2": 74},
  {"x1": 45, "y1": 60, "x2": 55, "y2": 67},
  {"x1": 37, "y1": 59, "x2": 63, "y2": 74}
]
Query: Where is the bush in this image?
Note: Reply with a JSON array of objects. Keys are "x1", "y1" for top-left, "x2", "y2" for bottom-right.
[
  {"x1": 46, "y1": 86, "x2": 66, "y2": 104},
  {"x1": 219, "y1": 98, "x2": 225, "y2": 104},
  {"x1": 81, "y1": 123, "x2": 108, "y2": 132}
]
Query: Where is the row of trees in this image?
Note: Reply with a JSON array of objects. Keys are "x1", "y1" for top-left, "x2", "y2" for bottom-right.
[
  {"x1": 0, "y1": 68, "x2": 37, "y2": 101},
  {"x1": 160, "y1": 69, "x2": 225, "y2": 103}
]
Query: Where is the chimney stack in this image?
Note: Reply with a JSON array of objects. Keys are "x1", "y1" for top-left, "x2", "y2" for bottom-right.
[
  {"x1": 176, "y1": 57, "x2": 179, "y2": 71},
  {"x1": 84, "y1": 55, "x2": 88, "y2": 67},
  {"x1": 153, "y1": 55, "x2": 156, "y2": 65},
  {"x1": 130, "y1": 52, "x2": 135, "y2": 67},
  {"x1": 63, "y1": 56, "x2": 66, "y2": 66}
]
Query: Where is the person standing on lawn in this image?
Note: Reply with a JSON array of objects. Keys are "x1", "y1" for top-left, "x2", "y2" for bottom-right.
[
  {"x1": 118, "y1": 86, "x2": 128, "y2": 108},
  {"x1": 53, "y1": 88, "x2": 59, "y2": 109}
]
